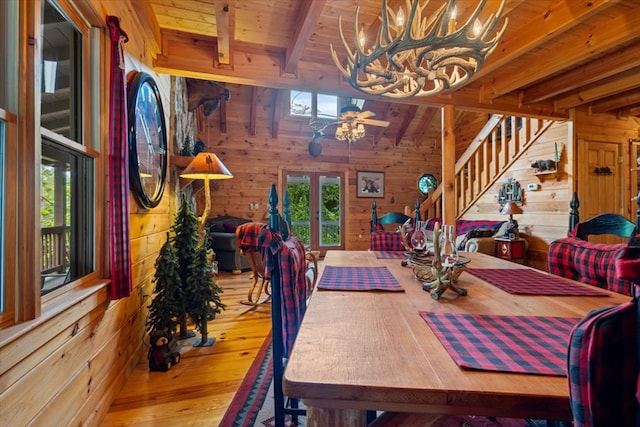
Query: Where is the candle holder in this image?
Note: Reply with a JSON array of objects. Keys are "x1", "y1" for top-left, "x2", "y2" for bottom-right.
[{"x1": 421, "y1": 223, "x2": 470, "y2": 300}]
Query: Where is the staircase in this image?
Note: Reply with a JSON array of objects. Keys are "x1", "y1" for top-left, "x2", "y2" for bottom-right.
[{"x1": 421, "y1": 115, "x2": 554, "y2": 219}]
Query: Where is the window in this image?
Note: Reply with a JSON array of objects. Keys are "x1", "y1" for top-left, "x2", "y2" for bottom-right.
[
  {"x1": 39, "y1": 0, "x2": 95, "y2": 295},
  {"x1": 1, "y1": 0, "x2": 101, "y2": 323},
  {"x1": 289, "y1": 91, "x2": 338, "y2": 120}
]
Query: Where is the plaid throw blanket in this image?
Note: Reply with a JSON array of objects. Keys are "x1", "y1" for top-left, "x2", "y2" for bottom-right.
[
  {"x1": 258, "y1": 228, "x2": 308, "y2": 357},
  {"x1": 548, "y1": 237, "x2": 632, "y2": 295}
]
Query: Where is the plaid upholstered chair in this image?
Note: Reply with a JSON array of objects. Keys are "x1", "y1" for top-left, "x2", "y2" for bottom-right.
[
  {"x1": 235, "y1": 222, "x2": 270, "y2": 306},
  {"x1": 370, "y1": 200, "x2": 414, "y2": 251},
  {"x1": 567, "y1": 297, "x2": 638, "y2": 427}
]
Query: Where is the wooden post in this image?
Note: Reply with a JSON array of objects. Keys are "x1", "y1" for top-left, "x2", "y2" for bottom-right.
[{"x1": 441, "y1": 105, "x2": 456, "y2": 228}]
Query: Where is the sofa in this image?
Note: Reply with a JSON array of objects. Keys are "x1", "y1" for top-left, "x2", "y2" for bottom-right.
[
  {"x1": 370, "y1": 218, "x2": 511, "y2": 256},
  {"x1": 205, "y1": 215, "x2": 252, "y2": 273},
  {"x1": 547, "y1": 237, "x2": 632, "y2": 296}
]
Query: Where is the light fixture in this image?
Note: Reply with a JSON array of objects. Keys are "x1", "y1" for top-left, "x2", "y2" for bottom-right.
[
  {"x1": 500, "y1": 201, "x2": 522, "y2": 239},
  {"x1": 330, "y1": 0, "x2": 508, "y2": 98},
  {"x1": 180, "y1": 152, "x2": 233, "y2": 223},
  {"x1": 334, "y1": 105, "x2": 366, "y2": 143}
]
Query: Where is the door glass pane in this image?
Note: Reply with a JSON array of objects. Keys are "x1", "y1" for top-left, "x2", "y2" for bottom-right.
[
  {"x1": 319, "y1": 175, "x2": 341, "y2": 247},
  {"x1": 286, "y1": 174, "x2": 311, "y2": 245}
]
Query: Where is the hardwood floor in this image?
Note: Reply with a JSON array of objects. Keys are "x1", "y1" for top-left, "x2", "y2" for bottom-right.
[{"x1": 101, "y1": 271, "x2": 273, "y2": 426}]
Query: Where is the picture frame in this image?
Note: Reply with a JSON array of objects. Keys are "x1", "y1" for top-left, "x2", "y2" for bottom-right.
[{"x1": 357, "y1": 171, "x2": 384, "y2": 198}]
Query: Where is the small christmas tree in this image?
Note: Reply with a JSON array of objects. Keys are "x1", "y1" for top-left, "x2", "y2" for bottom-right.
[
  {"x1": 185, "y1": 242, "x2": 226, "y2": 346},
  {"x1": 146, "y1": 233, "x2": 183, "y2": 338},
  {"x1": 171, "y1": 193, "x2": 200, "y2": 339}
]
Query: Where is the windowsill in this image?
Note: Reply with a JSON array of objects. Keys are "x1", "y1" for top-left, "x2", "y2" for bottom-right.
[{"x1": 0, "y1": 279, "x2": 110, "y2": 348}]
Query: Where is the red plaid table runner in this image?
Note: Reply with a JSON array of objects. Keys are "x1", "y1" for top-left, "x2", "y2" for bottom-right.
[
  {"x1": 374, "y1": 251, "x2": 407, "y2": 259},
  {"x1": 318, "y1": 266, "x2": 404, "y2": 291},
  {"x1": 466, "y1": 268, "x2": 609, "y2": 296},
  {"x1": 420, "y1": 311, "x2": 580, "y2": 376}
]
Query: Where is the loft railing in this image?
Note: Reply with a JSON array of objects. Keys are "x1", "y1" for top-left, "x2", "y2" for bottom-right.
[
  {"x1": 41, "y1": 225, "x2": 70, "y2": 275},
  {"x1": 421, "y1": 115, "x2": 554, "y2": 219}
]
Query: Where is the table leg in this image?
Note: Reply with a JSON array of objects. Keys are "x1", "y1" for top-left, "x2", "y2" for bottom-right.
[{"x1": 306, "y1": 406, "x2": 368, "y2": 427}]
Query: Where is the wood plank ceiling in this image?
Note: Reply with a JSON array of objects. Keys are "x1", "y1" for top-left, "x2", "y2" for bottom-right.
[{"x1": 138, "y1": 0, "x2": 640, "y2": 140}]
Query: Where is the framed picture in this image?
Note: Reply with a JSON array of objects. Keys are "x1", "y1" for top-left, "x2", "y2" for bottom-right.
[{"x1": 357, "y1": 171, "x2": 384, "y2": 198}]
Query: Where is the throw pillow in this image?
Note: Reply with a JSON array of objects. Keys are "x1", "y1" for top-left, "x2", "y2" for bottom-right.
[
  {"x1": 457, "y1": 229, "x2": 496, "y2": 250},
  {"x1": 223, "y1": 222, "x2": 239, "y2": 233}
]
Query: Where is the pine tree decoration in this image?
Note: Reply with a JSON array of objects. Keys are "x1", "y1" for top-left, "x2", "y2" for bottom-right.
[
  {"x1": 185, "y1": 242, "x2": 226, "y2": 346},
  {"x1": 146, "y1": 233, "x2": 183, "y2": 338},
  {"x1": 171, "y1": 193, "x2": 200, "y2": 339}
]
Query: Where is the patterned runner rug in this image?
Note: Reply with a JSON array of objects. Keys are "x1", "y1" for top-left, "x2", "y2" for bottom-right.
[{"x1": 220, "y1": 330, "x2": 548, "y2": 427}]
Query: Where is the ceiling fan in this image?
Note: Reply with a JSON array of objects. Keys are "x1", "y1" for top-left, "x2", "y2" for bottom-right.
[
  {"x1": 308, "y1": 102, "x2": 390, "y2": 155},
  {"x1": 309, "y1": 104, "x2": 390, "y2": 136}
]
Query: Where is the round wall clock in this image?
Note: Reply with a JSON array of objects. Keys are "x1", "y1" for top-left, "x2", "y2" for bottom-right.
[
  {"x1": 127, "y1": 71, "x2": 168, "y2": 209},
  {"x1": 418, "y1": 173, "x2": 437, "y2": 196}
]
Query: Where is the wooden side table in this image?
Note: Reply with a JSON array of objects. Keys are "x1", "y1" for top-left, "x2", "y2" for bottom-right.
[{"x1": 495, "y1": 237, "x2": 526, "y2": 263}]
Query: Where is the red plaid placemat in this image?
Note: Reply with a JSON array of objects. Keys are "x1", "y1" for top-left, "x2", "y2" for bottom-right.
[
  {"x1": 318, "y1": 266, "x2": 404, "y2": 291},
  {"x1": 374, "y1": 251, "x2": 407, "y2": 259},
  {"x1": 466, "y1": 268, "x2": 609, "y2": 296},
  {"x1": 420, "y1": 311, "x2": 580, "y2": 376}
]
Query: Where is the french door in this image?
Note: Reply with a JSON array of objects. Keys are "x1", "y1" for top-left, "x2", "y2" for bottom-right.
[{"x1": 284, "y1": 171, "x2": 344, "y2": 254}]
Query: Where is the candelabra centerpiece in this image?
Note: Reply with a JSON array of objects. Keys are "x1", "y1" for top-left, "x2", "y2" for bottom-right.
[{"x1": 421, "y1": 223, "x2": 470, "y2": 300}]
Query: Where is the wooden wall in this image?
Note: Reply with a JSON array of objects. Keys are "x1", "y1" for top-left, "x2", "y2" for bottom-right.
[
  {"x1": 0, "y1": 5, "x2": 178, "y2": 425},
  {"x1": 190, "y1": 84, "x2": 442, "y2": 251}
]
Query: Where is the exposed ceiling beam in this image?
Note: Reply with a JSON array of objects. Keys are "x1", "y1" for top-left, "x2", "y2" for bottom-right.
[
  {"x1": 284, "y1": 0, "x2": 326, "y2": 75},
  {"x1": 522, "y1": 43, "x2": 640, "y2": 104},
  {"x1": 271, "y1": 89, "x2": 282, "y2": 139},
  {"x1": 154, "y1": 30, "x2": 564, "y2": 119},
  {"x1": 555, "y1": 67, "x2": 640, "y2": 110},
  {"x1": 478, "y1": 0, "x2": 618, "y2": 77},
  {"x1": 215, "y1": 0, "x2": 235, "y2": 66},
  {"x1": 130, "y1": 0, "x2": 161, "y2": 56},
  {"x1": 590, "y1": 88, "x2": 640, "y2": 114},
  {"x1": 394, "y1": 105, "x2": 418, "y2": 146},
  {"x1": 249, "y1": 86, "x2": 257, "y2": 136},
  {"x1": 487, "y1": 5, "x2": 640, "y2": 99}
]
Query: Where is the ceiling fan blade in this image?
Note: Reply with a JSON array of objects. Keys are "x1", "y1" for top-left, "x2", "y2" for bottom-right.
[
  {"x1": 357, "y1": 110, "x2": 376, "y2": 119},
  {"x1": 361, "y1": 118, "x2": 390, "y2": 127}
]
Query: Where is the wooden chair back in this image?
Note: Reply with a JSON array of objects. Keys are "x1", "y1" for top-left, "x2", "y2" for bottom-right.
[
  {"x1": 266, "y1": 183, "x2": 307, "y2": 427},
  {"x1": 568, "y1": 191, "x2": 637, "y2": 240}
]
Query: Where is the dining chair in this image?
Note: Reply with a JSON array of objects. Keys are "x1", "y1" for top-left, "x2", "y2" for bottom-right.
[
  {"x1": 263, "y1": 184, "x2": 309, "y2": 427},
  {"x1": 567, "y1": 296, "x2": 638, "y2": 427},
  {"x1": 235, "y1": 222, "x2": 270, "y2": 306},
  {"x1": 568, "y1": 191, "x2": 637, "y2": 241}
]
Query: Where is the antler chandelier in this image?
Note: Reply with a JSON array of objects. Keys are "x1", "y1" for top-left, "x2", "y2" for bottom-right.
[{"x1": 330, "y1": 0, "x2": 508, "y2": 98}]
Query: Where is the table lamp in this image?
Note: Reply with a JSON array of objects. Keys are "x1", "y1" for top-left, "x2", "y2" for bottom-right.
[
  {"x1": 180, "y1": 152, "x2": 233, "y2": 223},
  {"x1": 500, "y1": 201, "x2": 523, "y2": 239}
]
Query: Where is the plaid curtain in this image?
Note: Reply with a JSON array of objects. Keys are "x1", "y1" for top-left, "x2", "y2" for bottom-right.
[{"x1": 106, "y1": 16, "x2": 132, "y2": 299}]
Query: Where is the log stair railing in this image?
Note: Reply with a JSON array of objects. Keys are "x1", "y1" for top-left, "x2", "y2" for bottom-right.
[{"x1": 421, "y1": 115, "x2": 555, "y2": 220}]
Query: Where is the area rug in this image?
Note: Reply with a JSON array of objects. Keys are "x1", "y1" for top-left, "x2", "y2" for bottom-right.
[{"x1": 220, "y1": 331, "x2": 544, "y2": 427}]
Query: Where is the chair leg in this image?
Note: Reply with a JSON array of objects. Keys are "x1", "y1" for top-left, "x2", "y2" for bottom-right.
[{"x1": 241, "y1": 277, "x2": 271, "y2": 306}]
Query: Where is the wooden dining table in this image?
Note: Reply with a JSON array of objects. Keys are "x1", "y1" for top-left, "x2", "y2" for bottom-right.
[{"x1": 282, "y1": 251, "x2": 630, "y2": 426}]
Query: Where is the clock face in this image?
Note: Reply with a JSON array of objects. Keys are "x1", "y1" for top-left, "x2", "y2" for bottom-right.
[
  {"x1": 418, "y1": 173, "x2": 437, "y2": 195},
  {"x1": 127, "y1": 72, "x2": 167, "y2": 209}
]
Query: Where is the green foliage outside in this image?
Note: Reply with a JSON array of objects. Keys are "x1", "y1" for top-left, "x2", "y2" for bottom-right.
[{"x1": 287, "y1": 181, "x2": 341, "y2": 245}]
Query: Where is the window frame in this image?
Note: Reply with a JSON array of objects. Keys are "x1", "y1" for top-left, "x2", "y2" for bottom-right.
[
  {"x1": 1, "y1": 0, "x2": 106, "y2": 326},
  {"x1": 288, "y1": 90, "x2": 339, "y2": 121}
]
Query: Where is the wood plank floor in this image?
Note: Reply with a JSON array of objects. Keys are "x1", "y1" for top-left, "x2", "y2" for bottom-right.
[{"x1": 101, "y1": 271, "x2": 273, "y2": 426}]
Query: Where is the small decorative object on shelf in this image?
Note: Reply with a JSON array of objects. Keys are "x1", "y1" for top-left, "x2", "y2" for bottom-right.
[
  {"x1": 531, "y1": 143, "x2": 561, "y2": 175},
  {"x1": 418, "y1": 223, "x2": 470, "y2": 300}
]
